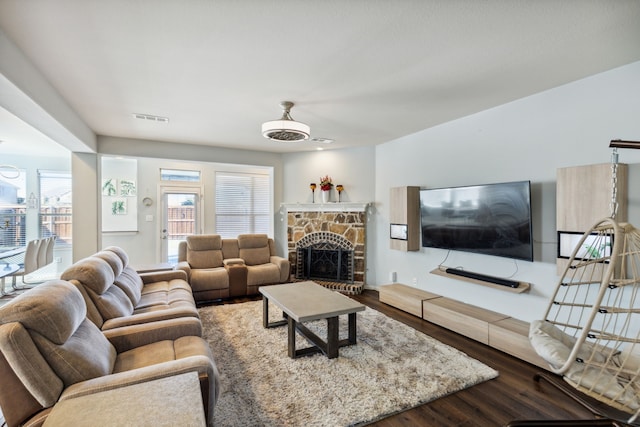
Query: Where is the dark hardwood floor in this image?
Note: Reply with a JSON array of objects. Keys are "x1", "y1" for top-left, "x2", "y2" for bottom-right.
[{"x1": 348, "y1": 289, "x2": 601, "y2": 427}]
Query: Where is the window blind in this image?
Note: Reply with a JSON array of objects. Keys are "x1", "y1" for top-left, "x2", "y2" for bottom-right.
[{"x1": 215, "y1": 171, "x2": 270, "y2": 238}]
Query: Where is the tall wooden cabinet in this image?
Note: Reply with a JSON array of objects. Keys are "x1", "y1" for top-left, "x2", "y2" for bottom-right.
[
  {"x1": 556, "y1": 163, "x2": 628, "y2": 273},
  {"x1": 390, "y1": 186, "x2": 420, "y2": 251}
]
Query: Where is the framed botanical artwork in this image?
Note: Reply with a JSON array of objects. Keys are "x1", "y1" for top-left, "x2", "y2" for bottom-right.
[
  {"x1": 101, "y1": 157, "x2": 138, "y2": 232},
  {"x1": 119, "y1": 179, "x2": 137, "y2": 197},
  {"x1": 102, "y1": 178, "x2": 117, "y2": 196},
  {"x1": 111, "y1": 199, "x2": 127, "y2": 215}
]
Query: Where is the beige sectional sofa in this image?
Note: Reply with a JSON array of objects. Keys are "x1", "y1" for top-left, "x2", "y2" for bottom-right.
[
  {"x1": 61, "y1": 246, "x2": 202, "y2": 348},
  {"x1": 177, "y1": 234, "x2": 290, "y2": 303},
  {"x1": 0, "y1": 247, "x2": 219, "y2": 427}
]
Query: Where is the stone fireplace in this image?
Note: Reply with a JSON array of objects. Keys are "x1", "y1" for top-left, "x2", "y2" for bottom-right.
[{"x1": 284, "y1": 203, "x2": 369, "y2": 294}]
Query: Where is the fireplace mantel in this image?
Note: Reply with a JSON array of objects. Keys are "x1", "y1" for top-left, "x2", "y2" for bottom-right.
[{"x1": 281, "y1": 202, "x2": 370, "y2": 213}]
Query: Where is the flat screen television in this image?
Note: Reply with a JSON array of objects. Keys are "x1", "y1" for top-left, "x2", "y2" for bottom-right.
[{"x1": 420, "y1": 180, "x2": 533, "y2": 261}]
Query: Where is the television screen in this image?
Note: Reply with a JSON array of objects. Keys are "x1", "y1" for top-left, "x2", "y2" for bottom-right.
[{"x1": 420, "y1": 181, "x2": 533, "y2": 261}]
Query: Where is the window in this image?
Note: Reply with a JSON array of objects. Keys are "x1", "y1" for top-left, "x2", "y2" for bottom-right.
[
  {"x1": 160, "y1": 169, "x2": 201, "y2": 182},
  {"x1": 39, "y1": 171, "x2": 72, "y2": 247},
  {"x1": 0, "y1": 167, "x2": 26, "y2": 248},
  {"x1": 215, "y1": 171, "x2": 270, "y2": 238}
]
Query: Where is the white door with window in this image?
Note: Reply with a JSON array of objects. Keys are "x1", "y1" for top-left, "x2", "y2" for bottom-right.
[{"x1": 160, "y1": 187, "x2": 202, "y2": 263}]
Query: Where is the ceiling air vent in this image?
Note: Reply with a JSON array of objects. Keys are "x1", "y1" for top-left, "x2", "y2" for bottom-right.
[{"x1": 133, "y1": 113, "x2": 169, "y2": 123}]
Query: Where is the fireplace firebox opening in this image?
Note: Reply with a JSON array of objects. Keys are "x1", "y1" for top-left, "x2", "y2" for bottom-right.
[
  {"x1": 294, "y1": 232, "x2": 355, "y2": 284},
  {"x1": 296, "y1": 245, "x2": 354, "y2": 283}
]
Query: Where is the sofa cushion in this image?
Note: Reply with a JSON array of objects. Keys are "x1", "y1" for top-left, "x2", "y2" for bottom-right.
[
  {"x1": 0, "y1": 281, "x2": 117, "y2": 388},
  {"x1": 0, "y1": 280, "x2": 86, "y2": 344},
  {"x1": 237, "y1": 234, "x2": 270, "y2": 266},
  {"x1": 113, "y1": 266, "x2": 144, "y2": 305},
  {"x1": 0, "y1": 322, "x2": 64, "y2": 408},
  {"x1": 87, "y1": 286, "x2": 135, "y2": 320},
  {"x1": 33, "y1": 319, "x2": 116, "y2": 387},
  {"x1": 187, "y1": 234, "x2": 222, "y2": 251},
  {"x1": 103, "y1": 246, "x2": 130, "y2": 266},
  {"x1": 187, "y1": 235, "x2": 224, "y2": 269},
  {"x1": 190, "y1": 268, "x2": 229, "y2": 292},
  {"x1": 112, "y1": 336, "x2": 213, "y2": 373},
  {"x1": 135, "y1": 280, "x2": 195, "y2": 310},
  {"x1": 94, "y1": 250, "x2": 124, "y2": 278},
  {"x1": 221, "y1": 238, "x2": 239, "y2": 259},
  {"x1": 62, "y1": 257, "x2": 136, "y2": 320},
  {"x1": 61, "y1": 257, "x2": 115, "y2": 296},
  {"x1": 246, "y1": 264, "x2": 281, "y2": 287},
  {"x1": 98, "y1": 248, "x2": 143, "y2": 305}
]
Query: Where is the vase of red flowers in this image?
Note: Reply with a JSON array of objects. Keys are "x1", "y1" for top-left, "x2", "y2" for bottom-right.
[{"x1": 320, "y1": 175, "x2": 333, "y2": 203}]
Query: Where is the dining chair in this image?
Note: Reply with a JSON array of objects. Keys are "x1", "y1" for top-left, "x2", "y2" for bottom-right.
[
  {"x1": 45, "y1": 236, "x2": 56, "y2": 265},
  {"x1": 11, "y1": 239, "x2": 43, "y2": 288},
  {"x1": 37, "y1": 236, "x2": 55, "y2": 269}
]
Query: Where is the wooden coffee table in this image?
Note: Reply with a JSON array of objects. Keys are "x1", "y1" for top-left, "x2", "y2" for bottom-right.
[{"x1": 259, "y1": 281, "x2": 365, "y2": 359}]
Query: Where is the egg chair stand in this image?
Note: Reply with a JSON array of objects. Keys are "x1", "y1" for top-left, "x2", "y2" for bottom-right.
[
  {"x1": 513, "y1": 140, "x2": 640, "y2": 426},
  {"x1": 523, "y1": 217, "x2": 640, "y2": 426}
]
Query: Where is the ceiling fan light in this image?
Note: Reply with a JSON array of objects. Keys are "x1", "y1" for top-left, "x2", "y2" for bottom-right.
[
  {"x1": 262, "y1": 101, "x2": 310, "y2": 142},
  {"x1": 262, "y1": 119, "x2": 310, "y2": 141}
]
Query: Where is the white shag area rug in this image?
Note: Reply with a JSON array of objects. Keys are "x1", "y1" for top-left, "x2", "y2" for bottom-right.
[{"x1": 199, "y1": 300, "x2": 498, "y2": 427}]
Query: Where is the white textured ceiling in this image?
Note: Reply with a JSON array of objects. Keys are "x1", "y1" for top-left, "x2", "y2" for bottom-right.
[{"x1": 1, "y1": 0, "x2": 640, "y2": 155}]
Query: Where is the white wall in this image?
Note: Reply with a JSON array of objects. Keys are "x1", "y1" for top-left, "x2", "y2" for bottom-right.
[
  {"x1": 72, "y1": 153, "x2": 99, "y2": 259},
  {"x1": 94, "y1": 136, "x2": 285, "y2": 264},
  {"x1": 281, "y1": 147, "x2": 376, "y2": 205},
  {"x1": 280, "y1": 146, "x2": 376, "y2": 276},
  {"x1": 372, "y1": 61, "x2": 640, "y2": 322}
]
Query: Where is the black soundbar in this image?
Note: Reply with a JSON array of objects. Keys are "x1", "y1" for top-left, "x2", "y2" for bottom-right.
[{"x1": 445, "y1": 268, "x2": 519, "y2": 288}]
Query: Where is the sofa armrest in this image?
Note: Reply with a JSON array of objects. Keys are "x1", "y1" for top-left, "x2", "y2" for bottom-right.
[
  {"x1": 223, "y1": 258, "x2": 245, "y2": 266},
  {"x1": 59, "y1": 355, "x2": 219, "y2": 426},
  {"x1": 60, "y1": 357, "x2": 212, "y2": 399},
  {"x1": 140, "y1": 269, "x2": 188, "y2": 283},
  {"x1": 103, "y1": 317, "x2": 203, "y2": 353},
  {"x1": 270, "y1": 256, "x2": 291, "y2": 283},
  {"x1": 47, "y1": 372, "x2": 205, "y2": 427},
  {"x1": 175, "y1": 261, "x2": 192, "y2": 279}
]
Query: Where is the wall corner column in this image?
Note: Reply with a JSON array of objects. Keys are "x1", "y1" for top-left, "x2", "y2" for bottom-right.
[{"x1": 72, "y1": 152, "x2": 99, "y2": 260}]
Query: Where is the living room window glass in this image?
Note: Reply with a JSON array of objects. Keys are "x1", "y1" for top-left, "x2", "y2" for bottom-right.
[
  {"x1": 160, "y1": 169, "x2": 201, "y2": 182},
  {"x1": 215, "y1": 171, "x2": 270, "y2": 238},
  {"x1": 39, "y1": 170, "x2": 72, "y2": 247},
  {"x1": 0, "y1": 167, "x2": 26, "y2": 248}
]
